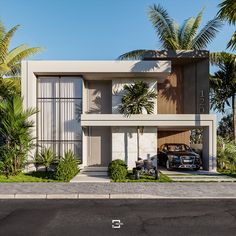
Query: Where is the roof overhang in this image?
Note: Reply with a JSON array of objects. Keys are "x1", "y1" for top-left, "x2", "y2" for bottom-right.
[
  {"x1": 81, "y1": 114, "x2": 216, "y2": 128},
  {"x1": 23, "y1": 60, "x2": 171, "y2": 82}
]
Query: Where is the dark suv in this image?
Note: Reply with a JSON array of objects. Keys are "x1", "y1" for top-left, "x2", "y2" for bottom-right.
[{"x1": 158, "y1": 143, "x2": 201, "y2": 170}]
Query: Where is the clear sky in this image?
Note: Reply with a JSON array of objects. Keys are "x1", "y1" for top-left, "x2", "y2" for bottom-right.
[
  {"x1": 0, "y1": 0, "x2": 235, "y2": 120},
  {"x1": 0, "y1": 0, "x2": 235, "y2": 61}
]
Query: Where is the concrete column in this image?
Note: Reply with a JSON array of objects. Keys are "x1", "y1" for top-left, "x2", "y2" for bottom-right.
[{"x1": 202, "y1": 122, "x2": 217, "y2": 171}]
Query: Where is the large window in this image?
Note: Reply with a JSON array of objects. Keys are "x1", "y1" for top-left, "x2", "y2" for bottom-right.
[{"x1": 37, "y1": 76, "x2": 82, "y2": 160}]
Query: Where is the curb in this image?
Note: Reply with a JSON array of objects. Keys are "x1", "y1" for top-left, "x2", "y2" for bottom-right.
[{"x1": 0, "y1": 194, "x2": 236, "y2": 199}]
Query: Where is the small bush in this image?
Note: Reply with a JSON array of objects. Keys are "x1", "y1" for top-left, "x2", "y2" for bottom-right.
[
  {"x1": 108, "y1": 159, "x2": 127, "y2": 181},
  {"x1": 110, "y1": 165, "x2": 127, "y2": 182},
  {"x1": 55, "y1": 150, "x2": 79, "y2": 182}
]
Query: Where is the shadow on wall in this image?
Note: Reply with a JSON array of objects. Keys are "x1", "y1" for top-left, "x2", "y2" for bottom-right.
[{"x1": 130, "y1": 60, "x2": 169, "y2": 72}]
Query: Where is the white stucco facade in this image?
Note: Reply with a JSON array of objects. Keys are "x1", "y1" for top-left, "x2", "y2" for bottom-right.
[{"x1": 21, "y1": 59, "x2": 217, "y2": 172}]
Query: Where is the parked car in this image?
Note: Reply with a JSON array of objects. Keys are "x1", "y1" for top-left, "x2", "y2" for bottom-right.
[{"x1": 158, "y1": 143, "x2": 201, "y2": 171}]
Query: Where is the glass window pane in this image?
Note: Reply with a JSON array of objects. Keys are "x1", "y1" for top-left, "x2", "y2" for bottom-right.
[
  {"x1": 60, "y1": 99, "x2": 82, "y2": 141},
  {"x1": 38, "y1": 77, "x2": 59, "y2": 98},
  {"x1": 38, "y1": 99, "x2": 60, "y2": 141},
  {"x1": 60, "y1": 77, "x2": 82, "y2": 98}
]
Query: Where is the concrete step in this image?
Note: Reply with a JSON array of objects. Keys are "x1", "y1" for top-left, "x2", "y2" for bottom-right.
[
  {"x1": 82, "y1": 167, "x2": 108, "y2": 172},
  {"x1": 80, "y1": 171, "x2": 108, "y2": 176}
]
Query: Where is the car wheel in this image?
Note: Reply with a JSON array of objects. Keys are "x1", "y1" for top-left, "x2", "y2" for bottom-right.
[{"x1": 166, "y1": 160, "x2": 172, "y2": 171}]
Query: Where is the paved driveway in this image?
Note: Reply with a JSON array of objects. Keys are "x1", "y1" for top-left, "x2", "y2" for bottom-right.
[{"x1": 160, "y1": 167, "x2": 236, "y2": 182}]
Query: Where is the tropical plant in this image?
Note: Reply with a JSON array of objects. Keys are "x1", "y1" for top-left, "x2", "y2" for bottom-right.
[
  {"x1": 0, "y1": 78, "x2": 21, "y2": 100},
  {"x1": 218, "y1": 0, "x2": 236, "y2": 50},
  {"x1": 217, "y1": 138, "x2": 236, "y2": 172},
  {"x1": 0, "y1": 96, "x2": 36, "y2": 177},
  {"x1": 210, "y1": 52, "x2": 236, "y2": 141},
  {"x1": 0, "y1": 22, "x2": 42, "y2": 79},
  {"x1": 119, "y1": 4, "x2": 222, "y2": 59},
  {"x1": 118, "y1": 81, "x2": 157, "y2": 161},
  {"x1": 218, "y1": 114, "x2": 233, "y2": 141},
  {"x1": 35, "y1": 147, "x2": 57, "y2": 172},
  {"x1": 55, "y1": 150, "x2": 79, "y2": 181}
]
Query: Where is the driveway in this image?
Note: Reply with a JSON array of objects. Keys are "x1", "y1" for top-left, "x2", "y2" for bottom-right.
[{"x1": 159, "y1": 167, "x2": 236, "y2": 182}]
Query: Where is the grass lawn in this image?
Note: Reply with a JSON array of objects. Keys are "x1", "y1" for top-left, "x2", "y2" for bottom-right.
[
  {"x1": 115, "y1": 171, "x2": 173, "y2": 182},
  {"x1": 218, "y1": 169, "x2": 236, "y2": 178},
  {"x1": 0, "y1": 172, "x2": 59, "y2": 182}
]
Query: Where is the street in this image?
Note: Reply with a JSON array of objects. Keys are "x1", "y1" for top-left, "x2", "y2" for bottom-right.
[{"x1": 0, "y1": 199, "x2": 235, "y2": 236}]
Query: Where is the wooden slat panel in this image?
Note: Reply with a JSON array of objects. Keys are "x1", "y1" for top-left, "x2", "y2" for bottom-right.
[
  {"x1": 158, "y1": 130, "x2": 190, "y2": 148},
  {"x1": 157, "y1": 66, "x2": 183, "y2": 114}
]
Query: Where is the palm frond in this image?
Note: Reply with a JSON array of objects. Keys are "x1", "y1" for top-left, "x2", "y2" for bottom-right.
[
  {"x1": 192, "y1": 17, "x2": 223, "y2": 49},
  {"x1": 148, "y1": 4, "x2": 176, "y2": 49},
  {"x1": 7, "y1": 47, "x2": 42, "y2": 66},
  {"x1": 178, "y1": 17, "x2": 195, "y2": 49},
  {"x1": 218, "y1": 0, "x2": 236, "y2": 25},
  {"x1": 227, "y1": 31, "x2": 236, "y2": 51},
  {"x1": 0, "y1": 25, "x2": 20, "y2": 63},
  {"x1": 118, "y1": 49, "x2": 153, "y2": 60},
  {"x1": 184, "y1": 10, "x2": 204, "y2": 49},
  {"x1": 210, "y1": 52, "x2": 236, "y2": 66},
  {"x1": 6, "y1": 44, "x2": 28, "y2": 63},
  {"x1": 0, "y1": 21, "x2": 6, "y2": 40}
]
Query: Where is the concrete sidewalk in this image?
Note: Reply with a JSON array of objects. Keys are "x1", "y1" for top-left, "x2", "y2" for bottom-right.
[{"x1": 0, "y1": 182, "x2": 236, "y2": 199}]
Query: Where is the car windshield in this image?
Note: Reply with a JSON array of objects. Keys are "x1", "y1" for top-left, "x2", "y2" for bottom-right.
[{"x1": 164, "y1": 144, "x2": 190, "y2": 152}]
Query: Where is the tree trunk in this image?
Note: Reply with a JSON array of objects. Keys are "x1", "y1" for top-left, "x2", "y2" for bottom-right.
[
  {"x1": 137, "y1": 126, "x2": 140, "y2": 161},
  {"x1": 233, "y1": 94, "x2": 236, "y2": 142}
]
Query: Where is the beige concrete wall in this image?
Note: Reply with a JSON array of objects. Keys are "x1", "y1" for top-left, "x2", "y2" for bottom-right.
[
  {"x1": 87, "y1": 80, "x2": 112, "y2": 114},
  {"x1": 112, "y1": 127, "x2": 157, "y2": 168}
]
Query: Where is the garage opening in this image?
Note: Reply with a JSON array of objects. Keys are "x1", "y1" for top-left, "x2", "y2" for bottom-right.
[{"x1": 157, "y1": 128, "x2": 210, "y2": 171}]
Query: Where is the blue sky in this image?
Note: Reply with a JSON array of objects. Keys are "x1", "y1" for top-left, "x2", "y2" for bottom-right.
[
  {"x1": 0, "y1": 0, "x2": 235, "y2": 61},
  {"x1": 0, "y1": 0, "x2": 235, "y2": 119}
]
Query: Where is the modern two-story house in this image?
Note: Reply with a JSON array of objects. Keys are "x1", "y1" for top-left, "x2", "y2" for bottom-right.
[{"x1": 22, "y1": 50, "x2": 217, "y2": 172}]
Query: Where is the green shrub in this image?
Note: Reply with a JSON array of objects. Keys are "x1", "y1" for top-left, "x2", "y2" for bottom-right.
[
  {"x1": 35, "y1": 147, "x2": 57, "y2": 172},
  {"x1": 108, "y1": 159, "x2": 127, "y2": 175},
  {"x1": 108, "y1": 159, "x2": 127, "y2": 181},
  {"x1": 217, "y1": 137, "x2": 236, "y2": 172},
  {"x1": 110, "y1": 165, "x2": 127, "y2": 182},
  {"x1": 55, "y1": 150, "x2": 79, "y2": 182}
]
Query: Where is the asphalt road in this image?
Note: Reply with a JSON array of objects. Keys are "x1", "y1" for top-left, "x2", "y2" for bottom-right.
[{"x1": 0, "y1": 199, "x2": 235, "y2": 236}]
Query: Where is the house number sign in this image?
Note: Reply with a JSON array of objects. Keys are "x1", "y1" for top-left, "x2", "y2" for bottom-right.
[{"x1": 199, "y1": 89, "x2": 205, "y2": 113}]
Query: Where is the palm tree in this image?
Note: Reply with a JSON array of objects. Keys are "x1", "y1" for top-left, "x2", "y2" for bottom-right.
[
  {"x1": 0, "y1": 22, "x2": 42, "y2": 100},
  {"x1": 210, "y1": 52, "x2": 236, "y2": 141},
  {"x1": 118, "y1": 81, "x2": 157, "y2": 161},
  {"x1": 0, "y1": 22, "x2": 42, "y2": 78},
  {"x1": 218, "y1": 0, "x2": 236, "y2": 50},
  {"x1": 119, "y1": 4, "x2": 222, "y2": 59},
  {"x1": 0, "y1": 96, "x2": 37, "y2": 176}
]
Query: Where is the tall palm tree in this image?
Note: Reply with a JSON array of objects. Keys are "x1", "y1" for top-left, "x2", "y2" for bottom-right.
[
  {"x1": 0, "y1": 22, "x2": 42, "y2": 79},
  {"x1": 210, "y1": 52, "x2": 236, "y2": 141},
  {"x1": 118, "y1": 81, "x2": 157, "y2": 161},
  {"x1": 119, "y1": 4, "x2": 222, "y2": 59},
  {"x1": 218, "y1": 0, "x2": 236, "y2": 51}
]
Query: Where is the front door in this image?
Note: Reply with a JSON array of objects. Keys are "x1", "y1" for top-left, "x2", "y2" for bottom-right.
[{"x1": 88, "y1": 127, "x2": 111, "y2": 166}]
